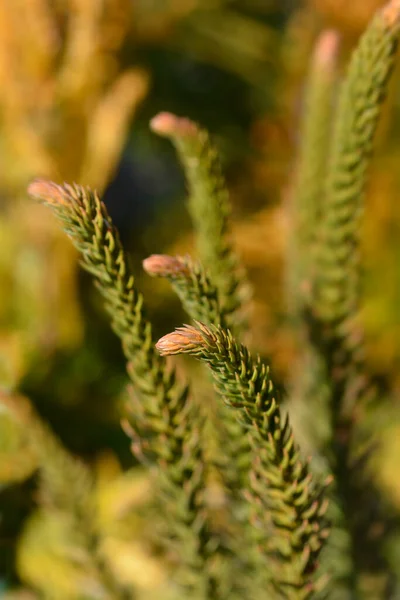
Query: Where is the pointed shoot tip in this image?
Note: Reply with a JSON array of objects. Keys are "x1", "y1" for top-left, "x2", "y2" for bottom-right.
[{"x1": 28, "y1": 179, "x2": 69, "y2": 207}]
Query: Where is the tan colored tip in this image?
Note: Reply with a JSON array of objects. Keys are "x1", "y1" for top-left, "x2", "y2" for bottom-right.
[
  {"x1": 27, "y1": 179, "x2": 69, "y2": 206},
  {"x1": 383, "y1": 0, "x2": 400, "y2": 27},
  {"x1": 143, "y1": 254, "x2": 190, "y2": 278},
  {"x1": 150, "y1": 112, "x2": 198, "y2": 138},
  {"x1": 314, "y1": 30, "x2": 340, "y2": 69},
  {"x1": 156, "y1": 326, "x2": 205, "y2": 356}
]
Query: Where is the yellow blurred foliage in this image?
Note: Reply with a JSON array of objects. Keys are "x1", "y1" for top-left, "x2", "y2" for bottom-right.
[
  {"x1": 0, "y1": 0, "x2": 148, "y2": 192},
  {"x1": 18, "y1": 510, "x2": 108, "y2": 600},
  {"x1": 0, "y1": 0, "x2": 148, "y2": 364},
  {"x1": 16, "y1": 455, "x2": 168, "y2": 598},
  {"x1": 94, "y1": 455, "x2": 168, "y2": 595},
  {"x1": 374, "y1": 423, "x2": 400, "y2": 507},
  {"x1": 0, "y1": 392, "x2": 38, "y2": 484},
  {"x1": 0, "y1": 391, "x2": 169, "y2": 597}
]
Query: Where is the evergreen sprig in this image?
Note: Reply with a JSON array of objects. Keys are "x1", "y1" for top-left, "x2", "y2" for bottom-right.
[
  {"x1": 150, "y1": 112, "x2": 249, "y2": 331},
  {"x1": 313, "y1": 0, "x2": 400, "y2": 511},
  {"x1": 309, "y1": 1, "x2": 400, "y2": 435},
  {"x1": 290, "y1": 29, "x2": 339, "y2": 317},
  {"x1": 27, "y1": 180, "x2": 188, "y2": 462},
  {"x1": 297, "y1": 2, "x2": 400, "y2": 593},
  {"x1": 288, "y1": 29, "x2": 340, "y2": 455},
  {"x1": 157, "y1": 323, "x2": 330, "y2": 598},
  {"x1": 314, "y1": 1, "x2": 400, "y2": 343},
  {"x1": 143, "y1": 254, "x2": 251, "y2": 497},
  {"x1": 27, "y1": 180, "x2": 225, "y2": 599}
]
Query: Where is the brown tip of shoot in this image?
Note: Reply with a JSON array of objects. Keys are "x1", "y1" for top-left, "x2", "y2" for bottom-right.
[
  {"x1": 314, "y1": 30, "x2": 340, "y2": 70},
  {"x1": 143, "y1": 254, "x2": 190, "y2": 278},
  {"x1": 383, "y1": 0, "x2": 400, "y2": 28},
  {"x1": 150, "y1": 112, "x2": 198, "y2": 139},
  {"x1": 156, "y1": 325, "x2": 206, "y2": 356},
  {"x1": 28, "y1": 179, "x2": 69, "y2": 207}
]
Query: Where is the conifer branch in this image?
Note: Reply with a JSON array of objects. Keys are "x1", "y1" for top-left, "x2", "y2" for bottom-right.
[
  {"x1": 289, "y1": 30, "x2": 339, "y2": 315},
  {"x1": 27, "y1": 180, "x2": 190, "y2": 463},
  {"x1": 157, "y1": 323, "x2": 330, "y2": 598},
  {"x1": 311, "y1": 0, "x2": 400, "y2": 503},
  {"x1": 310, "y1": 3, "x2": 400, "y2": 424},
  {"x1": 144, "y1": 254, "x2": 252, "y2": 497},
  {"x1": 314, "y1": 1, "x2": 400, "y2": 336},
  {"x1": 301, "y1": 2, "x2": 400, "y2": 593},
  {"x1": 150, "y1": 112, "x2": 249, "y2": 331},
  {"x1": 287, "y1": 29, "x2": 340, "y2": 456},
  {"x1": 27, "y1": 180, "x2": 225, "y2": 599}
]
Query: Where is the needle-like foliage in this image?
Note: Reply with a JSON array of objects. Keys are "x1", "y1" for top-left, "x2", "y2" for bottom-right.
[
  {"x1": 27, "y1": 180, "x2": 227, "y2": 599},
  {"x1": 20, "y1": 4, "x2": 400, "y2": 595},
  {"x1": 314, "y1": 0, "x2": 400, "y2": 347},
  {"x1": 289, "y1": 29, "x2": 340, "y2": 317},
  {"x1": 310, "y1": 6, "x2": 400, "y2": 429},
  {"x1": 27, "y1": 180, "x2": 189, "y2": 464},
  {"x1": 288, "y1": 28, "x2": 340, "y2": 456},
  {"x1": 143, "y1": 254, "x2": 253, "y2": 571},
  {"x1": 157, "y1": 323, "x2": 330, "y2": 598},
  {"x1": 144, "y1": 254, "x2": 252, "y2": 493},
  {"x1": 145, "y1": 115, "x2": 255, "y2": 539},
  {"x1": 150, "y1": 113, "x2": 249, "y2": 331},
  {"x1": 293, "y1": 1, "x2": 400, "y2": 595}
]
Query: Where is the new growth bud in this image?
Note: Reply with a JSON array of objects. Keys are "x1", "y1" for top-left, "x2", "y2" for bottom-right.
[
  {"x1": 28, "y1": 179, "x2": 71, "y2": 207},
  {"x1": 383, "y1": 0, "x2": 400, "y2": 28},
  {"x1": 150, "y1": 112, "x2": 198, "y2": 139},
  {"x1": 156, "y1": 326, "x2": 206, "y2": 356},
  {"x1": 314, "y1": 30, "x2": 340, "y2": 70},
  {"x1": 143, "y1": 254, "x2": 190, "y2": 278}
]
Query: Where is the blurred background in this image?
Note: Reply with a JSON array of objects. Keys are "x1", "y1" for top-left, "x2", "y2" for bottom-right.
[{"x1": 1, "y1": 0, "x2": 400, "y2": 597}]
